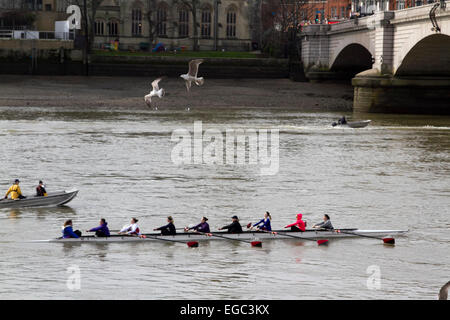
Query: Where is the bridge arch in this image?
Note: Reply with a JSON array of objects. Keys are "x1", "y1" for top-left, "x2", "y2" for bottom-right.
[
  {"x1": 395, "y1": 33, "x2": 450, "y2": 77},
  {"x1": 330, "y1": 43, "x2": 373, "y2": 78}
]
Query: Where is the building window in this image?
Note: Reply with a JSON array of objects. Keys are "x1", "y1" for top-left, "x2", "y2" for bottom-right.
[
  {"x1": 157, "y1": 5, "x2": 167, "y2": 36},
  {"x1": 397, "y1": 0, "x2": 406, "y2": 9},
  {"x1": 226, "y1": 8, "x2": 236, "y2": 38},
  {"x1": 45, "y1": 4, "x2": 52, "y2": 11},
  {"x1": 95, "y1": 20, "x2": 105, "y2": 35},
  {"x1": 201, "y1": 8, "x2": 211, "y2": 38},
  {"x1": 340, "y1": 6, "x2": 345, "y2": 18},
  {"x1": 25, "y1": 0, "x2": 42, "y2": 10},
  {"x1": 132, "y1": 8, "x2": 142, "y2": 36},
  {"x1": 108, "y1": 20, "x2": 118, "y2": 36},
  {"x1": 178, "y1": 7, "x2": 189, "y2": 37}
]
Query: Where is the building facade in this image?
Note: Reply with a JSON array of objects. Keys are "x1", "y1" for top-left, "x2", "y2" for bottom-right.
[
  {"x1": 91, "y1": 0, "x2": 254, "y2": 51},
  {"x1": 1, "y1": 0, "x2": 257, "y2": 51}
]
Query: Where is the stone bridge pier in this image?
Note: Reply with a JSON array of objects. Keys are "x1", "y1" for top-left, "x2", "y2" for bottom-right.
[{"x1": 300, "y1": 2, "x2": 450, "y2": 114}]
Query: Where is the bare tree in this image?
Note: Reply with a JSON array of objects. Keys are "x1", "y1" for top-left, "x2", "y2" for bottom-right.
[
  {"x1": 175, "y1": 0, "x2": 200, "y2": 51},
  {"x1": 262, "y1": 0, "x2": 309, "y2": 58},
  {"x1": 72, "y1": 0, "x2": 102, "y2": 51},
  {"x1": 145, "y1": 0, "x2": 157, "y2": 50}
]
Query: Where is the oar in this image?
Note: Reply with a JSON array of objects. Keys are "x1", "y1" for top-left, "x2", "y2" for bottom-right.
[
  {"x1": 263, "y1": 229, "x2": 329, "y2": 246},
  {"x1": 140, "y1": 234, "x2": 199, "y2": 248},
  {"x1": 335, "y1": 229, "x2": 395, "y2": 245},
  {"x1": 110, "y1": 230, "x2": 199, "y2": 248},
  {"x1": 195, "y1": 231, "x2": 262, "y2": 247}
]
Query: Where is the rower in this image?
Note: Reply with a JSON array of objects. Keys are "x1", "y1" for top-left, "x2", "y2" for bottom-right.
[
  {"x1": 4, "y1": 179, "x2": 26, "y2": 200},
  {"x1": 36, "y1": 180, "x2": 47, "y2": 197},
  {"x1": 86, "y1": 218, "x2": 110, "y2": 237},
  {"x1": 62, "y1": 219, "x2": 81, "y2": 238},
  {"x1": 154, "y1": 216, "x2": 176, "y2": 235},
  {"x1": 119, "y1": 218, "x2": 141, "y2": 236},
  {"x1": 284, "y1": 213, "x2": 306, "y2": 232},
  {"x1": 313, "y1": 214, "x2": 334, "y2": 230},
  {"x1": 219, "y1": 215, "x2": 243, "y2": 234},
  {"x1": 250, "y1": 211, "x2": 272, "y2": 231},
  {"x1": 185, "y1": 216, "x2": 210, "y2": 233}
]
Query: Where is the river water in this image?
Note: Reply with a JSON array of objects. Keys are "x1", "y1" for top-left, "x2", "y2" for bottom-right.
[{"x1": 0, "y1": 106, "x2": 448, "y2": 300}]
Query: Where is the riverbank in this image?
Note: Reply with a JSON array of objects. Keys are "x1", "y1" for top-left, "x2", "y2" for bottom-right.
[{"x1": 0, "y1": 75, "x2": 353, "y2": 110}]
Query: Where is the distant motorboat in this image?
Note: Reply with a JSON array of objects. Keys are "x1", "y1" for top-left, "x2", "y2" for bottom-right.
[
  {"x1": 332, "y1": 120, "x2": 371, "y2": 128},
  {"x1": 0, "y1": 189, "x2": 78, "y2": 209}
]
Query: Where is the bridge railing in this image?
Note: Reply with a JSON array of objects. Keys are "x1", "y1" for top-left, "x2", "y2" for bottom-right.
[
  {"x1": 328, "y1": 16, "x2": 372, "y2": 32},
  {"x1": 393, "y1": 1, "x2": 450, "y2": 22}
]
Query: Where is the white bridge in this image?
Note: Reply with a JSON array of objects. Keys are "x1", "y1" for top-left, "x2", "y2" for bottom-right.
[{"x1": 300, "y1": 2, "x2": 450, "y2": 114}]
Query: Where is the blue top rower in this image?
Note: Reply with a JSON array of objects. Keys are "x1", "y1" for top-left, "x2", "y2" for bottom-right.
[{"x1": 250, "y1": 211, "x2": 272, "y2": 231}]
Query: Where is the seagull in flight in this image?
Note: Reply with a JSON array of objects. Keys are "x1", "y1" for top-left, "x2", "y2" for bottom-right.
[
  {"x1": 144, "y1": 77, "x2": 165, "y2": 108},
  {"x1": 180, "y1": 59, "x2": 205, "y2": 92}
]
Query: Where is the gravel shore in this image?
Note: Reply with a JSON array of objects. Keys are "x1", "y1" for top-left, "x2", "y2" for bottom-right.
[{"x1": 0, "y1": 75, "x2": 353, "y2": 111}]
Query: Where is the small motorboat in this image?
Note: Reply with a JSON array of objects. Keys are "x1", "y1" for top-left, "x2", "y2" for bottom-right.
[
  {"x1": 332, "y1": 120, "x2": 371, "y2": 128},
  {"x1": 0, "y1": 189, "x2": 78, "y2": 209}
]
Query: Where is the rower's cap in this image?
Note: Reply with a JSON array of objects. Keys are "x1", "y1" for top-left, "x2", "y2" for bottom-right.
[
  {"x1": 132, "y1": 217, "x2": 138, "y2": 222},
  {"x1": 232, "y1": 215, "x2": 238, "y2": 219},
  {"x1": 203, "y1": 217, "x2": 208, "y2": 221},
  {"x1": 15, "y1": 179, "x2": 20, "y2": 183},
  {"x1": 39, "y1": 180, "x2": 43, "y2": 184}
]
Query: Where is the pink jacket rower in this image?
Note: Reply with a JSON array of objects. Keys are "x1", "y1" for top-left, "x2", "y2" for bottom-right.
[{"x1": 284, "y1": 213, "x2": 306, "y2": 232}]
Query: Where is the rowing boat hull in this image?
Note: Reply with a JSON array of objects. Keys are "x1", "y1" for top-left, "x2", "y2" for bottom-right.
[
  {"x1": 0, "y1": 189, "x2": 78, "y2": 209},
  {"x1": 37, "y1": 229, "x2": 408, "y2": 243},
  {"x1": 333, "y1": 120, "x2": 371, "y2": 128}
]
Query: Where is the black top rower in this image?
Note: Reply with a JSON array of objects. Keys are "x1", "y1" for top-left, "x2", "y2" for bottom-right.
[
  {"x1": 154, "y1": 216, "x2": 176, "y2": 235},
  {"x1": 36, "y1": 181, "x2": 47, "y2": 197},
  {"x1": 219, "y1": 216, "x2": 243, "y2": 234}
]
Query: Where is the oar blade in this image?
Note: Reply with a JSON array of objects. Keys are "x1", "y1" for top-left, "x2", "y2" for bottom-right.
[
  {"x1": 251, "y1": 241, "x2": 262, "y2": 247},
  {"x1": 382, "y1": 238, "x2": 395, "y2": 245},
  {"x1": 187, "y1": 241, "x2": 199, "y2": 248},
  {"x1": 317, "y1": 239, "x2": 329, "y2": 246}
]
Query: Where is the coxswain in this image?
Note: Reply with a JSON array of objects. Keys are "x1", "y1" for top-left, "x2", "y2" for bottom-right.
[
  {"x1": 219, "y1": 216, "x2": 243, "y2": 233},
  {"x1": 62, "y1": 220, "x2": 81, "y2": 238},
  {"x1": 154, "y1": 216, "x2": 176, "y2": 235}
]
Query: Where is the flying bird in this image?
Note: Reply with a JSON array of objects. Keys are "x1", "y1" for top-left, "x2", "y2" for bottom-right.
[
  {"x1": 180, "y1": 59, "x2": 205, "y2": 92},
  {"x1": 144, "y1": 77, "x2": 165, "y2": 108}
]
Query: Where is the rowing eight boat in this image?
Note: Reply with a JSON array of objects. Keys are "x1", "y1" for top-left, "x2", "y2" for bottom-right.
[{"x1": 34, "y1": 229, "x2": 408, "y2": 243}]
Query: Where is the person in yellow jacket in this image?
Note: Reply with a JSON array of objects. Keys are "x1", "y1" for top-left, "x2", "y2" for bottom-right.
[{"x1": 4, "y1": 179, "x2": 26, "y2": 200}]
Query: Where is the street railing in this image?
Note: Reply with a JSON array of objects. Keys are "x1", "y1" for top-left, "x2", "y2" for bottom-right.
[{"x1": 0, "y1": 30, "x2": 75, "y2": 40}]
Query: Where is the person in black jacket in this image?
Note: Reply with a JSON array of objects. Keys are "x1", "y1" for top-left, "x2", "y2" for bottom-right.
[
  {"x1": 219, "y1": 216, "x2": 243, "y2": 234},
  {"x1": 154, "y1": 216, "x2": 176, "y2": 235},
  {"x1": 36, "y1": 180, "x2": 47, "y2": 197}
]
